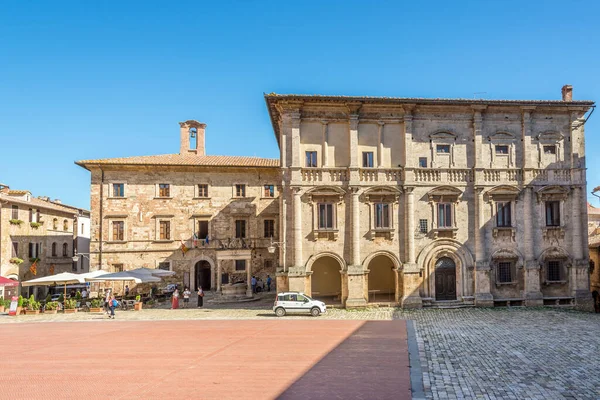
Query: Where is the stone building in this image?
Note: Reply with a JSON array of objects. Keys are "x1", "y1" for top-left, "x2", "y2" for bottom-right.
[
  {"x1": 0, "y1": 184, "x2": 90, "y2": 297},
  {"x1": 587, "y1": 202, "x2": 600, "y2": 292},
  {"x1": 78, "y1": 85, "x2": 594, "y2": 308}
]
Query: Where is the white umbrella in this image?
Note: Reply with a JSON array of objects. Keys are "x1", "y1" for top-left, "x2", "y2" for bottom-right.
[
  {"x1": 79, "y1": 270, "x2": 110, "y2": 281},
  {"x1": 129, "y1": 267, "x2": 176, "y2": 277},
  {"x1": 88, "y1": 271, "x2": 161, "y2": 284},
  {"x1": 22, "y1": 272, "x2": 86, "y2": 300}
]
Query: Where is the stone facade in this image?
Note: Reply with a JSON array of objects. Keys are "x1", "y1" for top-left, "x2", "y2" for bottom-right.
[
  {"x1": 78, "y1": 87, "x2": 595, "y2": 308},
  {"x1": 0, "y1": 185, "x2": 90, "y2": 297}
]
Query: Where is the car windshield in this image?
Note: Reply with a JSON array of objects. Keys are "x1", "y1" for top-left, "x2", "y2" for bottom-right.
[{"x1": 302, "y1": 295, "x2": 313, "y2": 301}]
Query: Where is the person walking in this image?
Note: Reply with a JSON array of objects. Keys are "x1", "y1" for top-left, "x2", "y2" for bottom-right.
[
  {"x1": 125, "y1": 285, "x2": 130, "y2": 298},
  {"x1": 266, "y1": 275, "x2": 272, "y2": 292},
  {"x1": 171, "y1": 288, "x2": 180, "y2": 309},
  {"x1": 108, "y1": 295, "x2": 117, "y2": 319},
  {"x1": 183, "y1": 287, "x2": 191, "y2": 308},
  {"x1": 251, "y1": 276, "x2": 257, "y2": 294},
  {"x1": 197, "y1": 286, "x2": 204, "y2": 308},
  {"x1": 104, "y1": 289, "x2": 111, "y2": 315}
]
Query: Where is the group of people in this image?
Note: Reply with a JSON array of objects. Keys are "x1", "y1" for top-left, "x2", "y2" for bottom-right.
[
  {"x1": 250, "y1": 275, "x2": 272, "y2": 294},
  {"x1": 171, "y1": 286, "x2": 204, "y2": 309}
]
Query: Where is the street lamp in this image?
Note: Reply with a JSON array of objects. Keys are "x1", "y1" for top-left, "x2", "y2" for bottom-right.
[
  {"x1": 72, "y1": 252, "x2": 90, "y2": 263},
  {"x1": 267, "y1": 238, "x2": 285, "y2": 254}
]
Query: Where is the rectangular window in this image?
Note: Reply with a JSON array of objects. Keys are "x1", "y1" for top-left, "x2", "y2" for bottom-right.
[
  {"x1": 29, "y1": 243, "x2": 39, "y2": 258},
  {"x1": 496, "y1": 202, "x2": 512, "y2": 227},
  {"x1": 11, "y1": 242, "x2": 18, "y2": 258},
  {"x1": 419, "y1": 219, "x2": 428, "y2": 234},
  {"x1": 62, "y1": 243, "x2": 68, "y2": 257},
  {"x1": 235, "y1": 220, "x2": 246, "y2": 238},
  {"x1": 436, "y1": 144, "x2": 451, "y2": 154},
  {"x1": 547, "y1": 261, "x2": 561, "y2": 281},
  {"x1": 362, "y1": 152, "x2": 374, "y2": 168},
  {"x1": 264, "y1": 219, "x2": 275, "y2": 238},
  {"x1": 437, "y1": 203, "x2": 452, "y2": 228},
  {"x1": 158, "y1": 262, "x2": 170, "y2": 271},
  {"x1": 159, "y1": 221, "x2": 171, "y2": 240},
  {"x1": 112, "y1": 221, "x2": 124, "y2": 241},
  {"x1": 305, "y1": 151, "x2": 317, "y2": 167},
  {"x1": 235, "y1": 184, "x2": 246, "y2": 197},
  {"x1": 318, "y1": 203, "x2": 334, "y2": 229},
  {"x1": 197, "y1": 184, "x2": 209, "y2": 197},
  {"x1": 113, "y1": 264, "x2": 124, "y2": 273},
  {"x1": 543, "y1": 145, "x2": 557, "y2": 155},
  {"x1": 498, "y1": 262, "x2": 512, "y2": 283},
  {"x1": 374, "y1": 203, "x2": 390, "y2": 229},
  {"x1": 235, "y1": 260, "x2": 246, "y2": 271},
  {"x1": 264, "y1": 259, "x2": 273, "y2": 270},
  {"x1": 263, "y1": 185, "x2": 275, "y2": 198},
  {"x1": 545, "y1": 201, "x2": 560, "y2": 227},
  {"x1": 197, "y1": 220, "x2": 209, "y2": 240},
  {"x1": 419, "y1": 157, "x2": 428, "y2": 168},
  {"x1": 112, "y1": 183, "x2": 125, "y2": 197},
  {"x1": 158, "y1": 184, "x2": 170, "y2": 197},
  {"x1": 495, "y1": 145, "x2": 509, "y2": 155},
  {"x1": 29, "y1": 208, "x2": 38, "y2": 223},
  {"x1": 11, "y1": 205, "x2": 18, "y2": 220}
]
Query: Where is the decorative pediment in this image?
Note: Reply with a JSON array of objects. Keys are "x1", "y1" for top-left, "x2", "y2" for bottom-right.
[
  {"x1": 486, "y1": 185, "x2": 520, "y2": 201},
  {"x1": 491, "y1": 248, "x2": 519, "y2": 261},
  {"x1": 537, "y1": 131, "x2": 564, "y2": 143},
  {"x1": 427, "y1": 186, "x2": 462, "y2": 202},
  {"x1": 488, "y1": 131, "x2": 516, "y2": 142},
  {"x1": 363, "y1": 186, "x2": 401, "y2": 203},
  {"x1": 539, "y1": 246, "x2": 570, "y2": 261},
  {"x1": 305, "y1": 186, "x2": 345, "y2": 203},
  {"x1": 536, "y1": 185, "x2": 569, "y2": 202},
  {"x1": 429, "y1": 131, "x2": 457, "y2": 141}
]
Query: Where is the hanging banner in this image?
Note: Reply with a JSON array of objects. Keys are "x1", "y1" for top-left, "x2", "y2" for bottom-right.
[{"x1": 8, "y1": 296, "x2": 18, "y2": 316}]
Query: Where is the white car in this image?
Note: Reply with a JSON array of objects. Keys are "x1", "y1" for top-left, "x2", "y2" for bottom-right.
[{"x1": 273, "y1": 292, "x2": 327, "y2": 317}]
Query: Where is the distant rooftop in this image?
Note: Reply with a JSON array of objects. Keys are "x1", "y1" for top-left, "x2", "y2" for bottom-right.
[{"x1": 76, "y1": 154, "x2": 279, "y2": 169}]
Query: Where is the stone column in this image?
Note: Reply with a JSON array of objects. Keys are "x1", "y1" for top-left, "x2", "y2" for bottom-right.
[
  {"x1": 524, "y1": 187, "x2": 542, "y2": 305},
  {"x1": 403, "y1": 106, "x2": 414, "y2": 169},
  {"x1": 521, "y1": 107, "x2": 536, "y2": 169},
  {"x1": 349, "y1": 113, "x2": 359, "y2": 168},
  {"x1": 474, "y1": 187, "x2": 493, "y2": 306},
  {"x1": 216, "y1": 259, "x2": 222, "y2": 292},
  {"x1": 321, "y1": 120, "x2": 329, "y2": 167},
  {"x1": 246, "y1": 257, "x2": 252, "y2": 297},
  {"x1": 290, "y1": 111, "x2": 301, "y2": 167},
  {"x1": 351, "y1": 188, "x2": 360, "y2": 267},
  {"x1": 377, "y1": 121, "x2": 384, "y2": 168},
  {"x1": 402, "y1": 187, "x2": 422, "y2": 308},
  {"x1": 293, "y1": 188, "x2": 303, "y2": 269}
]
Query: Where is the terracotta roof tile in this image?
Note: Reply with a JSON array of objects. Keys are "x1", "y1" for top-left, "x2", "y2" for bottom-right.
[
  {"x1": 76, "y1": 154, "x2": 279, "y2": 169},
  {"x1": 588, "y1": 203, "x2": 600, "y2": 215},
  {"x1": 7, "y1": 190, "x2": 30, "y2": 195},
  {"x1": 0, "y1": 193, "x2": 82, "y2": 215}
]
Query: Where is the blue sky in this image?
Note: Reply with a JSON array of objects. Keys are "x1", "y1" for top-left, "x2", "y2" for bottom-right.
[{"x1": 1, "y1": 0, "x2": 598, "y2": 209}]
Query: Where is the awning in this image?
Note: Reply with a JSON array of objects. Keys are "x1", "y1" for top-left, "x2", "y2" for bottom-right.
[{"x1": 0, "y1": 276, "x2": 18, "y2": 287}]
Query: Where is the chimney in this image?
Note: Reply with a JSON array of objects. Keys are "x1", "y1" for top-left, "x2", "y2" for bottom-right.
[
  {"x1": 179, "y1": 120, "x2": 207, "y2": 156},
  {"x1": 561, "y1": 85, "x2": 573, "y2": 102}
]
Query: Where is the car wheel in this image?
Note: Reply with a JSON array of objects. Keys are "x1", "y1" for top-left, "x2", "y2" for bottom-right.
[
  {"x1": 310, "y1": 307, "x2": 320, "y2": 317},
  {"x1": 275, "y1": 307, "x2": 286, "y2": 317}
]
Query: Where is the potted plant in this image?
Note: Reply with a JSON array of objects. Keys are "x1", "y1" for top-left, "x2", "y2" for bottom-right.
[
  {"x1": 75, "y1": 291, "x2": 82, "y2": 301},
  {"x1": 30, "y1": 222, "x2": 42, "y2": 229},
  {"x1": 134, "y1": 294, "x2": 143, "y2": 311},
  {"x1": 0, "y1": 298, "x2": 7, "y2": 313},
  {"x1": 9, "y1": 219, "x2": 23, "y2": 226},
  {"x1": 21, "y1": 297, "x2": 29, "y2": 314},
  {"x1": 64, "y1": 298, "x2": 77, "y2": 313},
  {"x1": 16, "y1": 295, "x2": 23, "y2": 315},
  {"x1": 9, "y1": 257, "x2": 24, "y2": 265},
  {"x1": 25, "y1": 295, "x2": 40, "y2": 315},
  {"x1": 89, "y1": 298, "x2": 103, "y2": 313},
  {"x1": 44, "y1": 301, "x2": 58, "y2": 314}
]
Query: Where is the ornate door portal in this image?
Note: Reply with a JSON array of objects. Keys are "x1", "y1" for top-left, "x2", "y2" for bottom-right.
[{"x1": 435, "y1": 257, "x2": 457, "y2": 301}]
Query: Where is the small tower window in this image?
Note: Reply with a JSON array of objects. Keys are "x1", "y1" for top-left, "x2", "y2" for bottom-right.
[{"x1": 189, "y1": 127, "x2": 197, "y2": 150}]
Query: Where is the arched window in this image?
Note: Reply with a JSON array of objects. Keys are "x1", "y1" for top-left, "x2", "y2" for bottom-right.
[
  {"x1": 51, "y1": 242, "x2": 57, "y2": 257},
  {"x1": 63, "y1": 220, "x2": 68, "y2": 231},
  {"x1": 62, "y1": 243, "x2": 68, "y2": 257},
  {"x1": 53, "y1": 218, "x2": 58, "y2": 230}
]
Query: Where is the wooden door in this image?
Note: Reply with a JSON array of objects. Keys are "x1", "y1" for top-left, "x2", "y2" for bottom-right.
[{"x1": 435, "y1": 257, "x2": 457, "y2": 301}]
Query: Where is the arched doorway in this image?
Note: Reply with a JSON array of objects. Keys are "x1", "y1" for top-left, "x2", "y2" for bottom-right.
[
  {"x1": 367, "y1": 255, "x2": 396, "y2": 303},
  {"x1": 310, "y1": 256, "x2": 342, "y2": 304},
  {"x1": 435, "y1": 257, "x2": 456, "y2": 300},
  {"x1": 195, "y1": 260, "x2": 211, "y2": 291}
]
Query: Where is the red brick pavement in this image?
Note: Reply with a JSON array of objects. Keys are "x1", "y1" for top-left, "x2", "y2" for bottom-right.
[{"x1": 1, "y1": 320, "x2": 410, "y2": 400}]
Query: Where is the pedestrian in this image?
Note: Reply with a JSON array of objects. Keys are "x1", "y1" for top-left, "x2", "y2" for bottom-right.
[
  {"x1": 81, "y1": 288, "x2": 88, "y2": 299},
  {"x1": 104, "y1": 289, "x2": 111, "y2": 315},
  {"x1": 266, "y1": 275, "x2": 272, "y2": 292},
  {"x1": 593, "y1": 290, "x2": 600, "y2": 313},
  {"x1": 183, "y1": 287, "x2": 191, "y2": 308},
  {"x1": 197, "y1": 286, "x2": 204, "y2": 308},
  {"x1": 251, "y1": 275, "x2": 257, "y2": 294},
  {"x1": 125, "y1": 285, "x2": 130, "y2": 298},
  {"x1": 171, "y1": 288, "x2": 180, "y2": 309},
  {"x1": 109, "y1": 295, "x2": 118, "y2": 319}
]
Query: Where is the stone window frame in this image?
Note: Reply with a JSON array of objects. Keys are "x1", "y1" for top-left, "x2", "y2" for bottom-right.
[
  {"x1": 262, "y1": 184, "x2": 276, "y2": 199},
  {"x1": 418, "y1": 157, "x2": 428, "y2": 168},
  {"x1": 539, "y1": 247, "x2": 570, "y2": 285},
  {"x1": 156, "y1": 260, "x2": 172, "y2": 271},
  {"x1": 113, "y1": 263, "x2": 124, "y2": 273},
  {"x1": 490, "y1": 249, "x2": 520, "y2": 286},
  {"x1": 427, "y1": 186, "x2": 462, "y2": 238},
  {"x1": 153, "y1": 215, "x2": 174, "y2": 242},
  {"x1": 11, "y1": 241, "x2": 18, "y2": 258},
  {"x1": 362, "y1": 151, "x2": 374, "y2": 168},
  {"x1": 62, "y1": 242, "x2": 69, "y2": 257},
  {"x1": 63, "y1": 219, "x2": 69, "y2": 232},
  {"x1": 233, "y1": 183, "x2": 247, "y2": 198},
  {"x1": 429, "y1": 131, "x2": 456, "y2": 168},
  {"x1": 363, "y1": 186, "x2": 400, "y2": 240},
  {"x1": 195, "y1": 183, "x2": 210, "y2": 199},
  {"x1": 191, "y1": 214, "x2": 211, "y2": 243},
  {"x1": 155, "y1": 183, "x2": 173, "y2": 199},
  {"x1": 107, "y1": 216, "x2": 127, "y2": 243},
  {"x1": 536, "y1": 186, "x2": 569, "y2": 241},
  {"x1": 419, "y1": 219, "x2": 428, "y2": 234},
  {"x1": 263, "y1": 218, "x2": 276, "y2": 238},
  {"x1": 234, "y1": 218, "x2": 248, "y2": 239},
  {"x1": 108, "y1": 181, "x2": 127, "y2": 199},
  {"x1": 486, "y1": 185, "x2": 520, "y2": 241},
  {"x1": 536, "y1": 131, "x2": 564, "y2": 168},
  {"x1": 487, "y1": 131, "x2": 516, "y2": 168},
  {"x1": 52, "y1": 218, "x2": 58, "y2": 230},
  {"x1": 11, "y1": 205, "x2": 18, "y2": 220},
  {"x1": 51, "y1": 242, "x2": 57, "y2": 257},
  {"x1": 305, "y1": 149, "x2": 319, "y2": 168},
  {"x1": 235, "y1": 259, "x2": 247, "y2": 271},
  {"x1": 306, "y1": 186, "x2": 345, "y2": 241}
]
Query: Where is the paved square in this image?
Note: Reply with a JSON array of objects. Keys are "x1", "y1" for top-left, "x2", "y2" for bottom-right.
[{"x1": 0, "y1": 319, "x2": 410, "y2": 400}]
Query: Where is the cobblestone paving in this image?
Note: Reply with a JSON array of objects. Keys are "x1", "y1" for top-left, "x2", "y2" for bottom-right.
[{"x1": 395, "y1": 308, "x2": 600, "y2": 400}]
